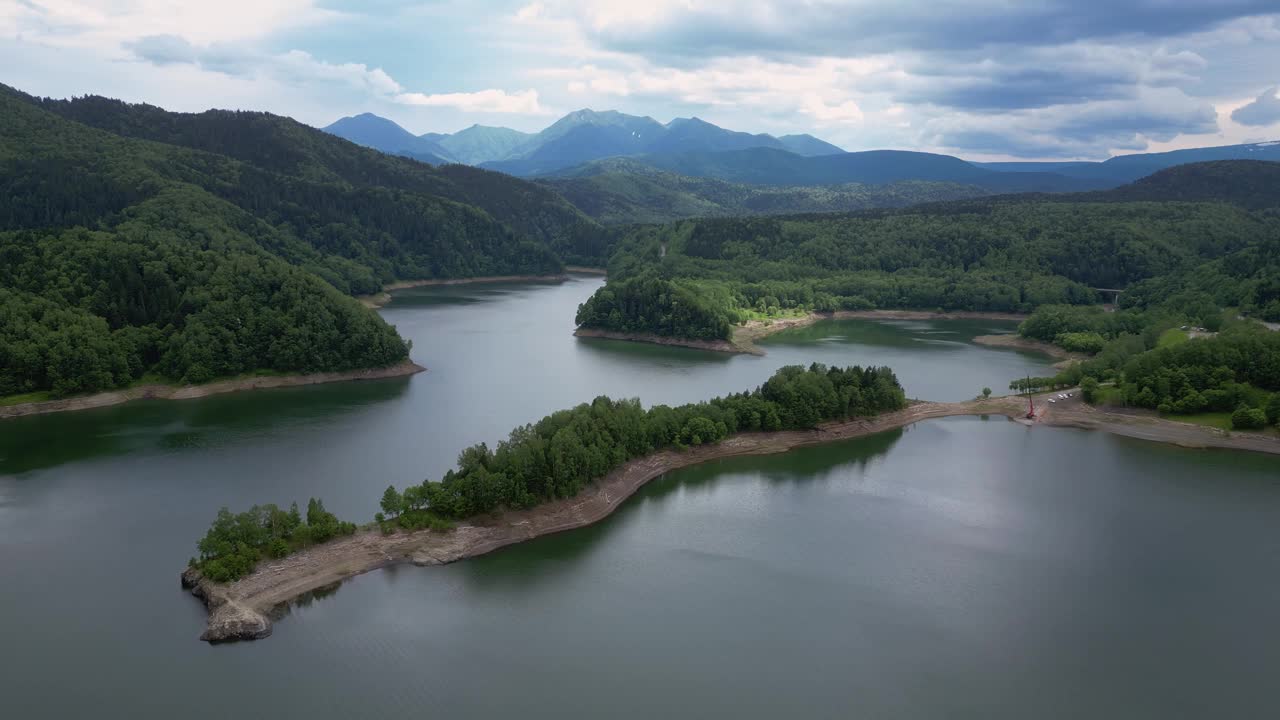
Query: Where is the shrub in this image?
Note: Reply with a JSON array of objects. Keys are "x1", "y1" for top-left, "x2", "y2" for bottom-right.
[{"x1": 1231, "y1": 404, "x2": 1268, "y2": 430}]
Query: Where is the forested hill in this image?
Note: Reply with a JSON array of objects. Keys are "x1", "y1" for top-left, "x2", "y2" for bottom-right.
[
  {"x1": 0, "y1": 88, "x2": 416, "y2": 398},
  {"x1": 29, "y1": 91, "x2": 609, "y2": 265},
  {"x1": 576, "y1": 161, "x2": 1280, "y2": 341},
  {"x1": 1074, "y1": 160, "x2": 1280, "y2": 210},
  {"x1": 0, "y1": 82, "x2": 605, "y2": 400},
  {"x1": 536, "y1": 158, "x2": 989, "y2": 225}
]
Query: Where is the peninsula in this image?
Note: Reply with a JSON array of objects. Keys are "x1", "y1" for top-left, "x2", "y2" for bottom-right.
[{"x1": 181, "y1": 381, "x2": 1280, "y2": 643}]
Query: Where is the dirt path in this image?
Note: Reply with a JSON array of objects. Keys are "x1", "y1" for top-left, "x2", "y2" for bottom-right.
[
  {"x1": 0, "y1": 361, "x2": 425, "y2": 421},
  {"x1": 182, "y1": 394, "x2": 1280, "y2": 643}
]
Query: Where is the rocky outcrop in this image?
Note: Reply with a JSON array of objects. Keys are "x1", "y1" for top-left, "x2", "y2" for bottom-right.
[{"x1": 182, "y1": 567, "x2": 272, "y2": 642}]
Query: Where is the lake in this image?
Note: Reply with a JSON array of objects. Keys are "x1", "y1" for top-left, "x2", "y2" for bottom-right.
[{"x1": 2, "y1": 275, "x2": 1277, "y2": 718}]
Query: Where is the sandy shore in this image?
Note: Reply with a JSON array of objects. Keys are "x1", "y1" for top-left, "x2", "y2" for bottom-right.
[
  {"x1": 0, "y1": 361, "x2": 425, "y2": 420},
  {"x1": 360, "y1": 274, "x2": 572, "y2": 308},
  {"x1": 577, "y1": 309, "x2": 1033, "y2": 356},
  {"x1": 181, "y1": 393, "x2": 1280, "y2": 643}
]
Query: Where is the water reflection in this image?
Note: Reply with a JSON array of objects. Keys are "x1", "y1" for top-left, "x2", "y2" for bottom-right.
[
  {"x1": 450, "y1": 426, "x2": 906, "y2": 594},
  {"x1": 574, "y1": 335, "x2": 735, "y2": 367},
  {"x1": 0, "y1": 377, "x2": 413, "y2": 475}
]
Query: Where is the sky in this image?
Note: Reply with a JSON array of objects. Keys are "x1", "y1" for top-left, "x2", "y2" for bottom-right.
[{"x1": 3, "y1": 0, "x2": 1279, "y2": 160}]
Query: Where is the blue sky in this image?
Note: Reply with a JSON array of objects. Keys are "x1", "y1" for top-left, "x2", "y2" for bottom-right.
[{"x1": 3, "y1": 0, "x2": 1279, "y2": 160}]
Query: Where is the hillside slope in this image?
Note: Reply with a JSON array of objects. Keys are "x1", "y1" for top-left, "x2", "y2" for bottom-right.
[
  {"x1": 576, "y1": 160, "x2": 1280, "y2": 340},
  {"x1": 0, "y1": 85, "x2": 415, "y2": 397},
  {"x1": 33, "y1": 92, "x2": 609, "y2": 265},
  {"x1": 538, "y1": 158, "x2": 988, "y2": 224}
]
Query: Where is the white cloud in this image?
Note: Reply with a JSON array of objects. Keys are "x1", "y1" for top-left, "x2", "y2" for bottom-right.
[
  {"x1": 801, "y1": 94, "x2": 864, "y2": 124},
  {"x1": 394, "y1": 88, "x2": 545, "y2": 114},
  {"x1": 2, "y1": 0, "x2": 336, "y2": 48},
  {"x1": 515, "y1": 2, "x2": 545, "y2": 21}
]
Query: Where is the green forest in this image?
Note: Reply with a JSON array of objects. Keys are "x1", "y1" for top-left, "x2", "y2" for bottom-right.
[
  {"x1": 196, "y1": 364, "x2": 907, "y2": 580},
  {"x1": 1013, "y1": 305, "x2": 1280, "y2": 429},
  {"x1": 538, "y1": 158, "x2": 989, "y2": 225},
  {"x1": 575, "y1": 163, "x2": 1280, "y2": 341},
  {"x1": 193, "y1": 498, "x2": 358, "y2": 582},
  {"x1": 0, "y1": 83, "x2": 612, "y2": 398}
]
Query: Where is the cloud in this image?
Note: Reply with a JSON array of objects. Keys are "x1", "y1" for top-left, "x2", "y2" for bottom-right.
[
  {"x1": 123, "y1": 34, "x2": 540, "y2": 114},
  {"x1": 8, "y1": 0, "x2": 1278, "y2": 157},
  {"x1": 394, "y1": 89, "x2": 545, "y2": 114},
  {"x1": 1231, "y1": 86, "x2": 1280, "y2": 126},
  {"x1": 2, "y1": 0, "x2": 335, "y2": 48},
  {"x1": 889, "y1": 46, "x2": 1207, "y2": 111},
  {"x1": 551, "y1": 0, "x2": 1280, "y2": 60},
  {"x1": 126, "y1": 35, "x2": 404, "y2": 96},
  {"x1": 800, "y1": 94, "x2": 864, "y2": 123},
  {"x1": 924, "y1": 88, "x2": 1219, "y2": 158},
  {"x1": 124, "y1": 34, "x2": 199, "y2": 66}
]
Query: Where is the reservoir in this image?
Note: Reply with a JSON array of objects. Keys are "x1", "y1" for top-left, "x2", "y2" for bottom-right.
[{"x1": 2, "y1": 275, "x2": 1277, "y2": 717}]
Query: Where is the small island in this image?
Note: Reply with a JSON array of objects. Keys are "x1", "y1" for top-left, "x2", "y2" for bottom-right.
[{"x1": 181, "y1": 364, "x2": 1280, "y2": 643}]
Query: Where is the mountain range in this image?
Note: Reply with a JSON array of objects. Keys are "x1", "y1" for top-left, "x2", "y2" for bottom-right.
[
  {"x1": 977, "y1": 141, "x2": 1280, "y2": 185},
  {"x1": 323, "y1": 109, "x2": 1279, "y2": 196},
  {"x1": 323, "y1": 109, "x2": 844, "y2": 171}
]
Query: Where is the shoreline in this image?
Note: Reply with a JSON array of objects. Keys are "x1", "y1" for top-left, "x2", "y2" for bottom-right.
[
  {"x1": 0, "y1": 361, "x2": 425, "y2": 420},
  {"x1": 359, "y1": 273, "x2": 574, "y2": 308},
  {"x1": 971, "y1": 334, "x2": 1084, "y2": 362},
  {"x1": 577, "y1": 308, "x2": 1034, "y2": 356},
  {"x1": 182, "y1": 394, "x2": 1280, "y2": 643},
  {"x1": 572, "y1": 328, "x2": 753, "y2": 354}
]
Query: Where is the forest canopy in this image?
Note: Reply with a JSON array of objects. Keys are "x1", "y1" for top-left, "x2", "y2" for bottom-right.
[
  {"x1": 0, "y1": 83, "x2": 612, "y2": 397},
  {"x1": 575, "y1": 167, "x2": 1280, "y2": 341}
]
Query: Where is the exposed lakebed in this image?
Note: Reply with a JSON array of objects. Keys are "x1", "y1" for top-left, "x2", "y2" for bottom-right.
[{"x1": 2, "y1": 275, "x2": 1278, "y2": 718}]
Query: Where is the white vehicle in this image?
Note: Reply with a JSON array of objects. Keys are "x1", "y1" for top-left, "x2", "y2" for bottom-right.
[{"x1": 1048, "y1": 398, "x2": 1057, "y2": 403}]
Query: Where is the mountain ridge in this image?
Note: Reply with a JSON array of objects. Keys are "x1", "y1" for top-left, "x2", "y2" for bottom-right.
[{"x1": 321, "y1": 108, "x2": 846, "y2": 171}]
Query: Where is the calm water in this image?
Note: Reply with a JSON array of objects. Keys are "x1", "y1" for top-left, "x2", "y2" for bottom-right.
[{"x1": 1, "y1": 275, "x2": 1277, "y2": 718}]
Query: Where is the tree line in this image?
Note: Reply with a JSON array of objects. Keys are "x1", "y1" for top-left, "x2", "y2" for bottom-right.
[
  {"x1": 577, "y1": 188, "x2": 1278, "y2": 340},
  {"x1": 193, "y1": 499, "x2": 357, "y2": 582},
  {"x1": 379, "y1": 363, "x2": 906, "y2": 524},
  {"x1": 195, "y1": 364, "x2": 908, "y2": 579},
  {"x1": 1013, "y1": 306, "x2": 1280, "y2": 430}
]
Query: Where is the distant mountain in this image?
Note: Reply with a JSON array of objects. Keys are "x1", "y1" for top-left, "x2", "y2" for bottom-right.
[
  {"x1": 978, "y1": 141, "x2": 1280, "y2": 184},
  {"x1": 647, "y1": 117, "x2": 788, "y2": 155},
  {"x1": 537, "y1": 157, "x2": 988, "y2": 225},
  {"x1": 436, "y1": 125, "x2": 532, "y2": 165},
  {"x1": 778, "y1": 134, "x2": 845, "y2": 156},
  {"x1": 557, "y1": 147, "x2": 1104, "y2": 193},
  {"x1": 324, "y1": 112, "x2": 453, "y2": 164},
  {"x1": 320, "y1": 108, "x2": 846, "y2": 175}
]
